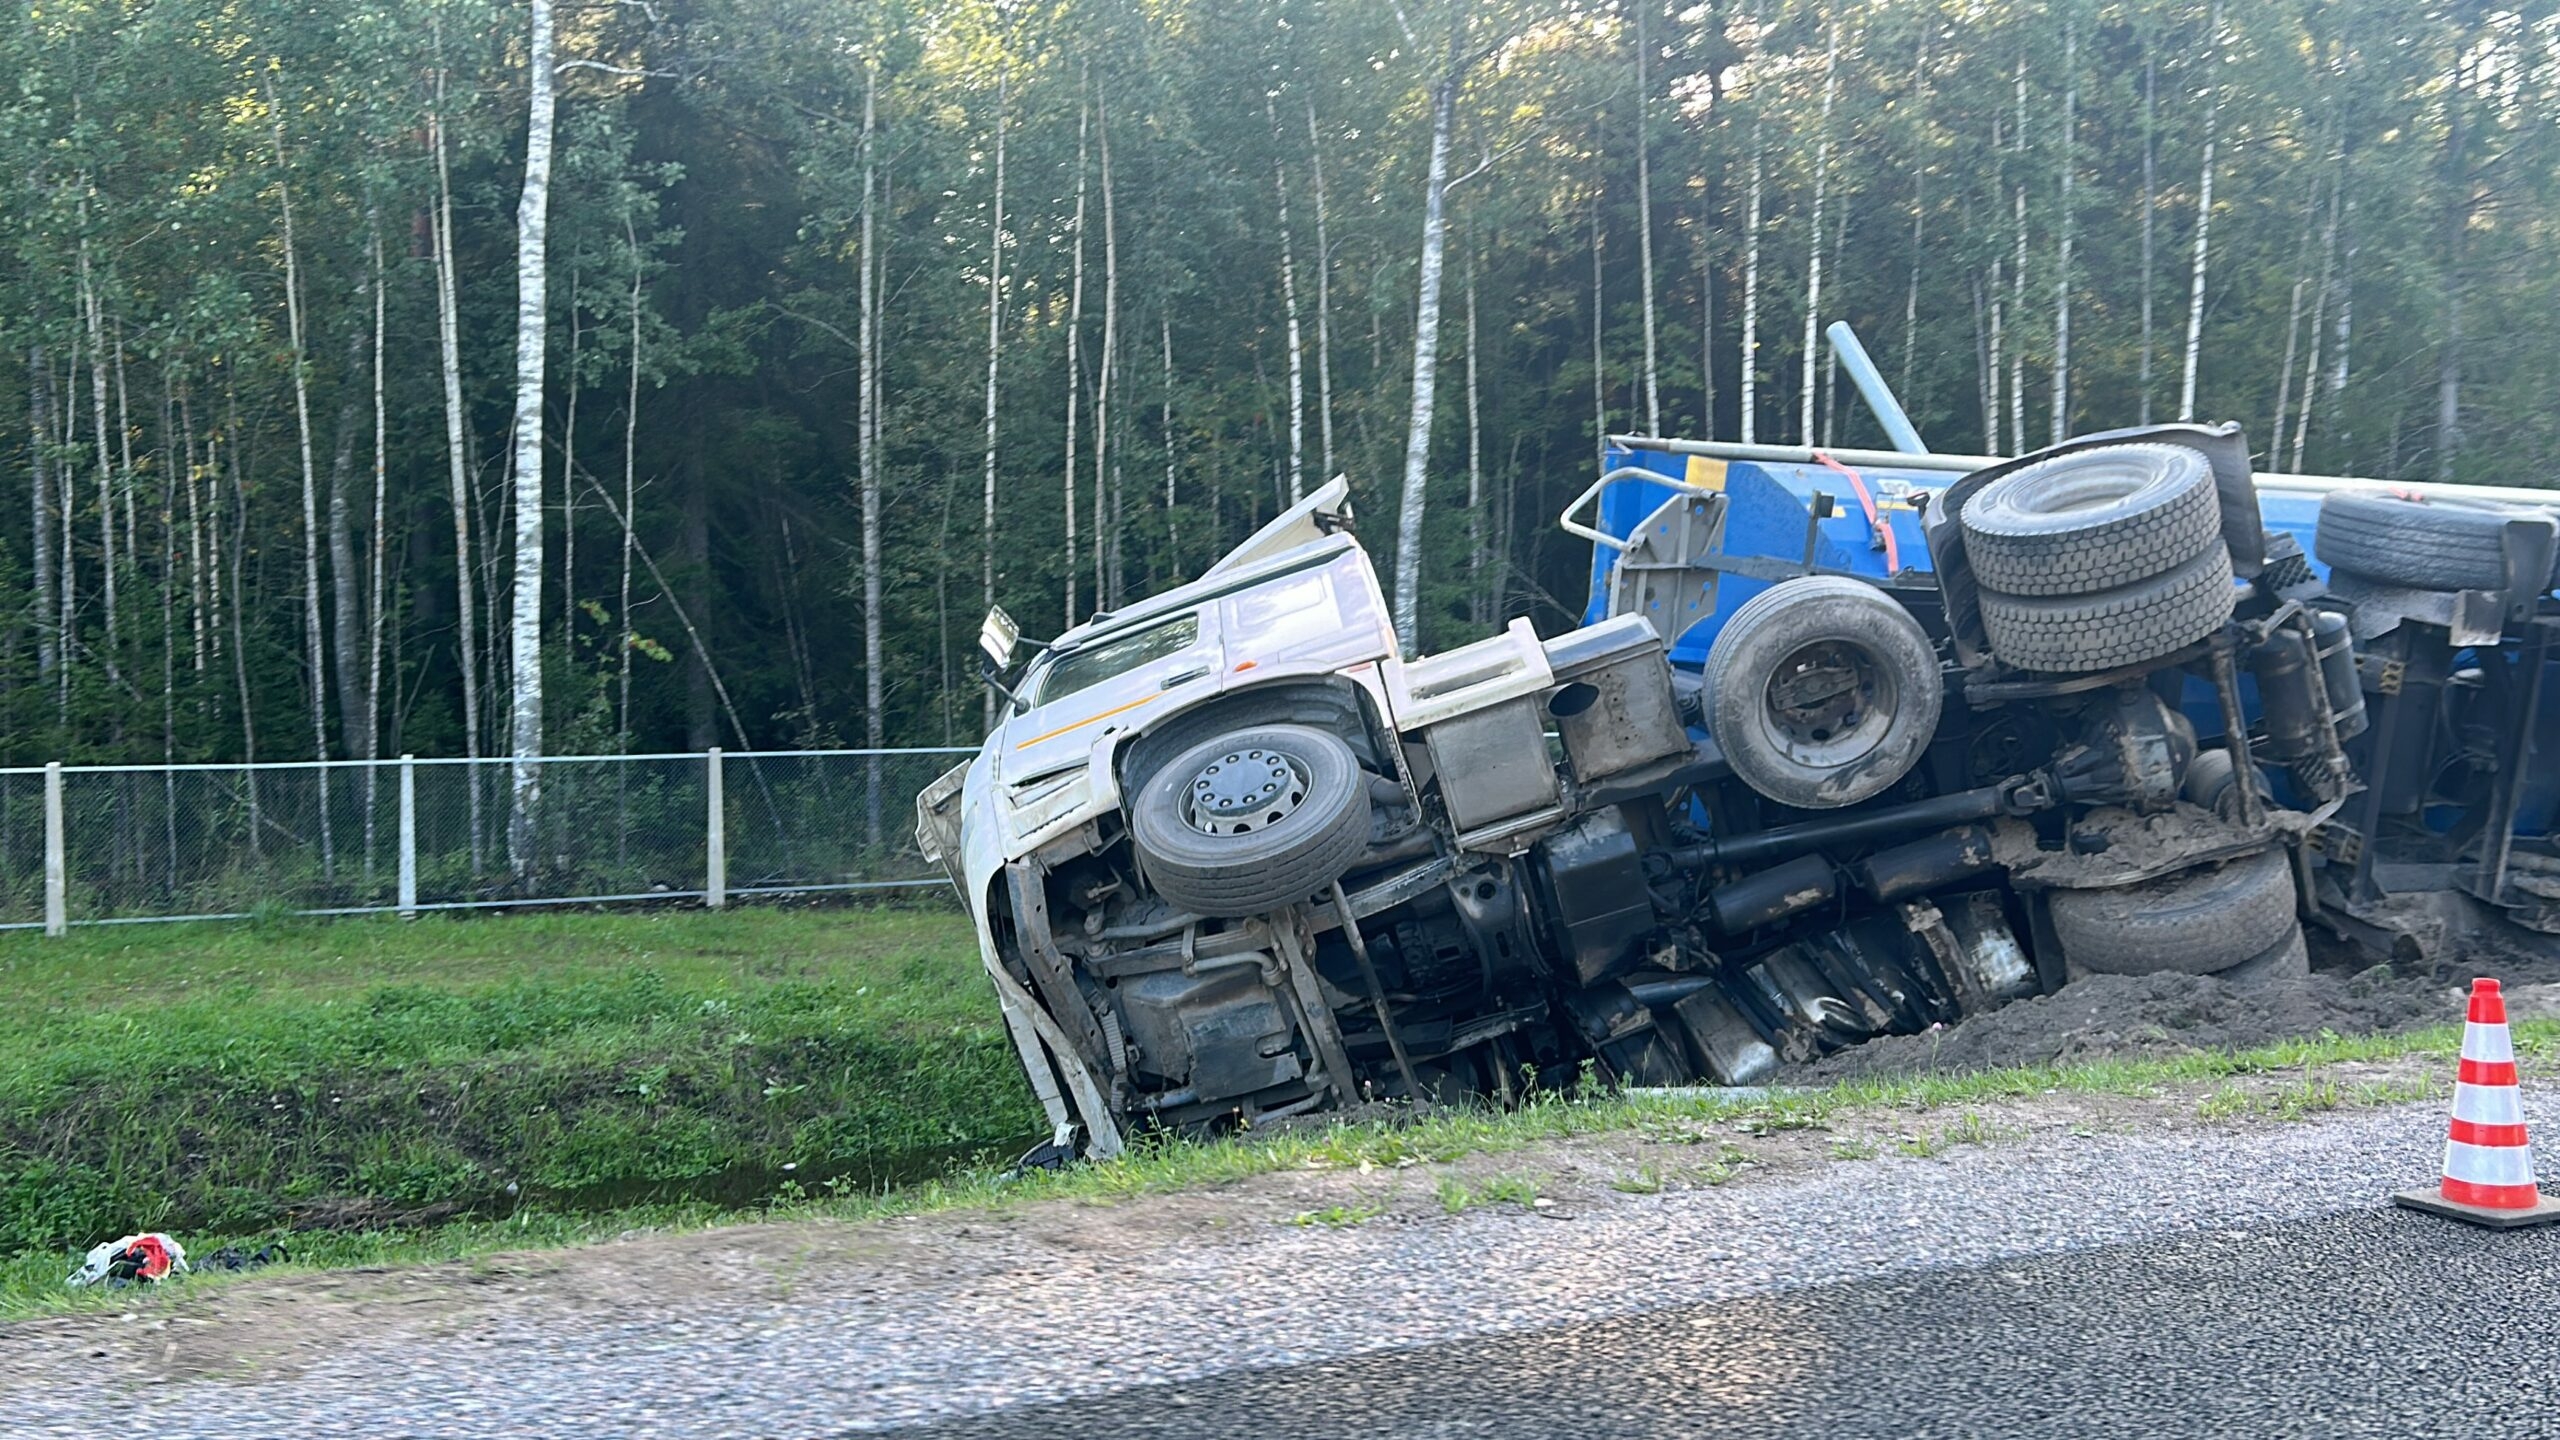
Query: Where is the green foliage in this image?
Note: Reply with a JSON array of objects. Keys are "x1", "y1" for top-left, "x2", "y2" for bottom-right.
[{"x1": 1, "y1": 0, "x2": 2553, "y2": 768}]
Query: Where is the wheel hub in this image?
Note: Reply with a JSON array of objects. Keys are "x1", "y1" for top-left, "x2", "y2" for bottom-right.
[
  {"x1": 1764, "y1": 640, "x2": 1893, "y2": 764},
  {"x1": 1184, "y1": 748, "x2": 1308, "y2": 836}
]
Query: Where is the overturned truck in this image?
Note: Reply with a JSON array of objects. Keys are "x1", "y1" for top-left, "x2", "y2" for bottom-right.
[{"x1": 919, "y1": 381, "x2": 2560, "y2": 1158}]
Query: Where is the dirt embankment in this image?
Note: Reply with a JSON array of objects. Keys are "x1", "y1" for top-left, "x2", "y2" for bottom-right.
[{"x1": 1809, "y1": 936, "x2": 2560, "y2": 1084}]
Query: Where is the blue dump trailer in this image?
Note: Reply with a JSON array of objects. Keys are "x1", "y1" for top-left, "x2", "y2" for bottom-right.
[{"x1": 931, "y1": 328, "x2": 2560, "y2": 1147}]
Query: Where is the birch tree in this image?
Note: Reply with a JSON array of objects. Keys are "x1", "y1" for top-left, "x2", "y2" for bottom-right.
[
  {"x1": 980, "y1": 72, "x2": 1006, "y2": 730},
  {"x1": 429, "y1": 69, "x2": 484, "y2": 867},
  {"x1": 1268, "y1": 96, "x2": 1306, "y2": 501},
  {"x1": 1305, "y1": 97, "x2": 1337, "y2": 482},
  {"x1": 2179, "y1": 2, "x2": 2223, "y2": 425},
  {"x1": 858, "y1": 61, "x2": 885, "y2": 841},
  {"x1": 1094, "y1": 93, "x2": 1122, "y2": 605},
  {"x1": 2050, "y1": 17, "x2": 2075, "y2": 446},
  {"x1": 1799, "y1": 21, "x2": 1838, "y2": 445},
  {"x1": 1061, "y1": 90, "x2": 1088, "y2": 630},
  {"x1": 505, "y1": 0, "x2": 559, "y2": 879},
  {"x1": 1392, "y1": 37, "x2": 1462, "y2": 652},
  {"x1": 270, "y1": 109, "x2": 332, "y2": 876},
  {"x1": 1740, "y1": 126, "x2": 1761, "y2": 445},
  {"x1": 1632, "y1": 0, "x2": 1660, "y2": 433}
]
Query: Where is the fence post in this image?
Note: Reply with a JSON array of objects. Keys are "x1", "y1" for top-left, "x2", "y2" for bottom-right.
[
  {"x1": 706, "y1": 746, "x2": 727, "y2": 909},
  {"x1": 42, "y1": 761, "x2": 64, "y2": 937},
  {"x1": 398, "y1": 755, "x2": 418, "y2": 919}
]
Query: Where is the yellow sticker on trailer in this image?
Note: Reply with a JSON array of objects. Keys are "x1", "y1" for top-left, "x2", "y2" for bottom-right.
[{"x1": 1684, "y1": 456, "x2": 1728, "y2": 491}]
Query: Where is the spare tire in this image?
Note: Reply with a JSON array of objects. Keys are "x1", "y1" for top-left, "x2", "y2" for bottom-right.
[
  {"x1": 1703, "y1": 576, "x2": 1943, "y2": 810},
  {"x1": 2048, "y1": 846, "x2": 2299, "y2": 977},
  {"x1": 1960, "y1": 443, "x2": 2222, "y2": 597},
  {"x1": 1977, "y1": 544, "x2": 2236, "y2": 674},
  {"x1": 1127, "y1": 724, "x2": 1372, "y2": 917},
  {"x1": 2315, "y1": 490, "x2": 2554, "y2": 593}
]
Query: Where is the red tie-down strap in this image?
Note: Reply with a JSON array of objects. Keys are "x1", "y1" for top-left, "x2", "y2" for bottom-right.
[{"x1": 1812, "y1": 449, "x2": 1900, "y2": 576}]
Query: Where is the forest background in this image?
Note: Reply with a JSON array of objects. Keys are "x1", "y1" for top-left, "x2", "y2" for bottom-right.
[{"x1": 5, "y1": 0, "x2": 2543, "y2": 864}]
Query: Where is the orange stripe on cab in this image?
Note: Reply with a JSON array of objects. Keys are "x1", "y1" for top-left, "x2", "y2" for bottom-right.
[{"x1": 1015, "y1": 690, "x2": 1161, "y2": 748}]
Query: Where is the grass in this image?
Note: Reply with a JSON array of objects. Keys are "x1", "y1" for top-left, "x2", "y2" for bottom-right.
[
  {"x1": 0, "y1": 905, "x2": 1040, "y2": 1266},
  {"x1": 0, "y1": 907, "x2": 2539, "y2": 1319},
  {"x1": 1437, "y1": 1173, "x2": 1541, "y2": 1214}
]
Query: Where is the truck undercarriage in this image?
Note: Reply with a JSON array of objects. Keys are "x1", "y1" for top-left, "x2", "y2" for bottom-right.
[{"x1": 921, "y1": 346, "x2": 2560, "y2": 1160}]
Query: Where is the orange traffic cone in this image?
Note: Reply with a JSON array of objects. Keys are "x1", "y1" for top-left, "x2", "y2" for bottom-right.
[{"x1": 2394, "y1": 978, "x2": 2560, "y2": 1228}]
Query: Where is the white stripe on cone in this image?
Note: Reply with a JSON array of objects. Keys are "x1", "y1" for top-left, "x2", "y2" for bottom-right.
[
  {"x1": 2454, "y1": 1081, "x2": 2525, "y2": 1126},
  {"x1": 2446, "y1": 1138, "x2": 2539, "y2": 1189},
  {"x1": 2464, "y1": 1021, "x2": 2515, "y2": 1064}
]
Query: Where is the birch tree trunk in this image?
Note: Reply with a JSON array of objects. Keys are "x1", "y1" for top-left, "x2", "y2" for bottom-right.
[
  {"x1": 365, "y1": 219, "x2": 390, "y2": 868},
  {"x1": 1902, "y1": 26, "x2": 1929, "y2": 400},
  {"x1": 430, "y1": 76, "x2": 484, "y2": 869},
  {"x1": 1590, "y1": 185, "x2": 1606, "y2": 456},
  {"x1": 182, "y1": 387, "x2": 206, "y2": 676},
  {"x1": 1699, "y1": 224, "x2": 1716, "y2": 436},
  {"x1": 1632, "y1": 0, "x2": 1660, "y2": 433},
  {"x1": 1740, "y1": 126, "x2": 1761, "y2": 446},
  {"x1": 1061, "y1": 91, "x2": 1088, "y2": 630},
  {"x1": 2434, "y1": 49, "x2": 2468, "y2": 482},
  {"x1": 1095, "y1": 94, "x2": 1121, "y2": 607},
  {"x1": 1162, "y1": 314, "x2": 1176, "y2": 569},
  {"x1": 2008, "y1": 58, "x2": 2026, "y2": 455},
  {"x1": 326, "y1": 323, "x2": 365, "y2": 763},
  {"x1": 2010, "y1": 184, "x2": 2026, "y2": 454},
  {"x1": 2050, "y1": 19, "x2": 2075, "y2": 446},
  {"x1": 1800, "y1": 22, "x2": 1838, "y2": 445},
  {"x1": 857, "y1": 63, "x2": 885, "y2": 842},
  {"x1": 1464, "y1": 245, "x2": 1484, "y2": 625},
  {"x1": 1268, "y1": 96, "x2": 1305, "y2": 502},
  {"x1": 2180, "y1": 1, "x2": 2223, "y2": 425},
  {"x1": 980, "y1": 72, "x2": 1006, "y2": 731},
  {"x1": 2139, "y1": 47, "x2": 2156, "y2": 425},
  {"x1": 78, "y1": 248, "x2": 119, "y2": 685},
  {"x1": 1392, "y1": 61, "x2": 1460, "y2": 653},
  {"x1": 2292, "y1": 157, "x2": 2342, "y2": 470},
  {"x1": 2329, "y1": 195, "x2": 2357, "y2": 456},
  {"x1": 272, "y1": 114, "x2": 333, "y2": 877},
  {"x1": 1305, "y1": 98, "x2": 1337, "y2": 481},
  {"x1": 505, "y1": 0, "x2": 557, "y2": 880},
  {"x1": 619, "y1": 212, "x2": 643, "y2": 752},
  {"x1": 27, "y1": 347, "x2": 54, "y2": 679}
]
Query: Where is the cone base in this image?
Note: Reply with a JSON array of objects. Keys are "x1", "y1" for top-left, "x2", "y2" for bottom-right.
[{"x1": 2392, "y1": 1186, "x2": 2560, "y2": 1229}]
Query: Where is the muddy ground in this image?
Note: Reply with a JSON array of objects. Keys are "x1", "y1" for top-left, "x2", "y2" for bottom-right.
[{"x1": 1805, "y1": 931, "x2": 2560, "y2": 1083}]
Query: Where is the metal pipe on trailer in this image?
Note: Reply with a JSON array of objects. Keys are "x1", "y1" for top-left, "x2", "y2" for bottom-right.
[{"x1": 1609, "y1": 432, "x2": 2560, "y2": 512}]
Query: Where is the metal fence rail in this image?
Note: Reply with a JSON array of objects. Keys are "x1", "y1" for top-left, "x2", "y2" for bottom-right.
[{"x1": 1, "y1": 747, "x2": 976, "y2": 933}]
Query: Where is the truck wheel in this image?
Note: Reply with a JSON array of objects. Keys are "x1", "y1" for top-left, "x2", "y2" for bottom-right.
[
  {"x1": 1703, "y1": 576, "x2": 1942, "y2": 810},
  {"x1": 2315, "y1": 490, "x2": 2545, "y2": 593},
  {"x1": 2047, "y1": 847, "x2": 2299, "y2": 977},
  {"x1": 1127, "y1": 724, "x2": 1373, "y2": 918},
  {"x1": 1976, "y1": 545, "x2": 2235, "y2": 674},
  {"x1": 2218, "y1": 924, "x2": 2310, "y2": 986},
  {"x1": 1959, "y1": 443, "x2": 2221, "y2": 597}
]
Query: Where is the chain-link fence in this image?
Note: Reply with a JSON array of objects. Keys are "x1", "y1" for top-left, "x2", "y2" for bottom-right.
[{"x1": 0, "y1": 747, "x2": 975, "y2": 932}]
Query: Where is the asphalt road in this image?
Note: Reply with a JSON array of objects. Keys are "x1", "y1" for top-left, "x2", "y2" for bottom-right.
[{"x1": 891, "y1": 1205, "x2": 2560, "y2": 1439}]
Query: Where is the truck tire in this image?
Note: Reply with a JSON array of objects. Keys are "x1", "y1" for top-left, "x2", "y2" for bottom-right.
[
  {"x1": 1959, "y1": 444, "x2": 2221, "y2": 597},
  {"x1": 2218, "y1": 924, "x2": 2310, "y2": 986},
  {"x1": 1128, "y1": 724, "x2": 1373, "y2": 918},
  {"x1": 2047, "y1": 846, "x2": 2299, "y2": 977},
  {"x1": 2314, "y1": 491, "x2": 2542, "y2": 593},
  {"x1": 1703, "y1": 576, "x2": 1942, "y2": 810},
  {"x1": 1977, "y1": 545, "x2": 2235, "y2": 674}
]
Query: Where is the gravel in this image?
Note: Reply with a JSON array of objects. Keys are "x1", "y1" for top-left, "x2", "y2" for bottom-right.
[{"x1": 0, "y1": 1100, "x2": 2459, "y2": 1438}]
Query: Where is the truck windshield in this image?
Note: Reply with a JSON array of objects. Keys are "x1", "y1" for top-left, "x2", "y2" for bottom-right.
[{"x1": 1031, "y1": 614, "x2": 1200, "y2": 705}]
